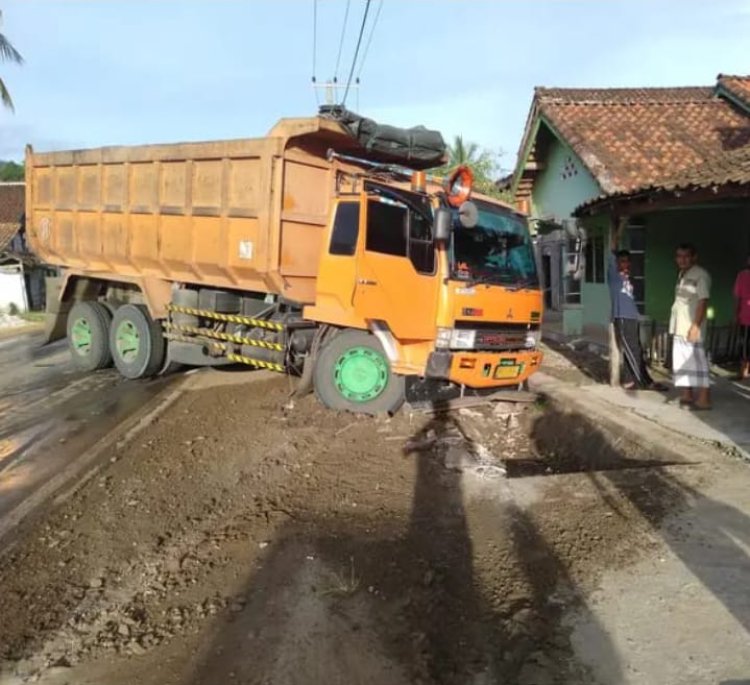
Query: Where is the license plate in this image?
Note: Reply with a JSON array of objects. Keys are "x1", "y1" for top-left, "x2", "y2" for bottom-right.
[{"x1": 494, "y1": 365, "x2": 520, "y2": 379}]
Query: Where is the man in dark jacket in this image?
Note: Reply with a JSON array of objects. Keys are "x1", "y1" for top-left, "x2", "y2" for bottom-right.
[{"x1": 608, "y1": 221, "x2": 661, "y2": 390}]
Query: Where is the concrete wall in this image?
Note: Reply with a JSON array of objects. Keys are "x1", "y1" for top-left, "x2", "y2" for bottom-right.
[
  {"x1": 531, "y1": 133, "x2": 602, "y2": 328},
  {"x1": 643, "y1": 205, "x2": 750, "y2": 325},
  {"x1": 0, "y1": 266, "x2": 28, "y2": 312}
]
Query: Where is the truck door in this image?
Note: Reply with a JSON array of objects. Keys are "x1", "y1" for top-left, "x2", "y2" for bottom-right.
[{"x1": 353, "y1": 194, "x2": 438, "y2": 340}]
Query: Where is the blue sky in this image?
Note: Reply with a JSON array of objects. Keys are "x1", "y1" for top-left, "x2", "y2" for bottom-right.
[{"x1": 1, "y1": 0, "x2": 749, "y2": 170}]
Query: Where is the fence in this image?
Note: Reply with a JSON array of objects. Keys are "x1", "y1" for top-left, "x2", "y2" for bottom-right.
[{"x1": 644, "y1": 320, "x2": 747, "y2": 368}]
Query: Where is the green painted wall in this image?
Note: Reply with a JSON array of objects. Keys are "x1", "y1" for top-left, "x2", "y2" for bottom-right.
[
  {"x1": 531, "y1": 133, "x2": 601, "y2": 220},
  {"x1": 643, "y1": 206, "x2": 750, "y2": 325}
]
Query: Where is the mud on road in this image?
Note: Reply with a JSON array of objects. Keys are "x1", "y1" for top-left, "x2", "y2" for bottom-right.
[{"x1": 0, "y1": 374, "x2": 701, "y2": 685}]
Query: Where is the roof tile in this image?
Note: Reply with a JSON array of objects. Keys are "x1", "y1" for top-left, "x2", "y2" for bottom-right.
[
  {"x1": 537, "y1": 87, "x2": 750, "y2": 194},
  {"x1": 718, "y1": 74, "x2": 750, "y2": 111}
]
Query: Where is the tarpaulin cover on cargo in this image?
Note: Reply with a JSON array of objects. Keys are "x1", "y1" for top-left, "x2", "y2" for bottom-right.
[{"x1": 319, "y1": 106, "x2": 447, "y2": 169}]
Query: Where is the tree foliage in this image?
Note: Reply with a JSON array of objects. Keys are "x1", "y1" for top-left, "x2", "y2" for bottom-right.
[
  {"x1": 0, "y1": 10, "x2": 23, "y2": 111},
  {"x1": 0, "y1": 160, "x2": 24, "y2": 181},
  {"x1": 432, "y1": 135, "x2": 508, "y2": 200}
]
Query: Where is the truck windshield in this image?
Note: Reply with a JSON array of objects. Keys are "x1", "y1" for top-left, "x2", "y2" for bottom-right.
[{"x1": 451, "y1": 200, "x2": 539, "y2": 289}]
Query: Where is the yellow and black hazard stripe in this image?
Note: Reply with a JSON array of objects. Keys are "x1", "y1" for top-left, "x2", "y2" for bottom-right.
[
  {"x1": 163, "y1": 331, "x2": 228, "y2": 352},
  {"x1": 166, "y1": 304, "x2": 284, "y2": 331},
  {"x1": 163, "y1": 322, "x2": 283, "y2": 351},
  {"x1": 226, "y1": 353, "x2": 285, "y2": 372},
  {"x1": 164, "y1": 329, "x2": 286, "y2": 374}
]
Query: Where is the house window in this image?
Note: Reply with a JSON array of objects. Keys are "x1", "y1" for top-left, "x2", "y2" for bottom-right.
[
  {"x1": 626, "y1": 225, "x2": 646, "y2": 314},
  {"x1": 584, "y1": 234, "x2": 605, "y2": 283}
]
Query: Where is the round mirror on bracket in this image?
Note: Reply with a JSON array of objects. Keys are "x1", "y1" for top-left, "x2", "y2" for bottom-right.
[
  {"x1": 444, "y1": 165, "x2": 473, "y2": 207},
  {"x1": 458, "y1": 200, "x2": 479, "y2": 228}
]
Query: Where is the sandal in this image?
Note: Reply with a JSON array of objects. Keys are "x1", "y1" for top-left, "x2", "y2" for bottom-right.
[
  {"x1": 690, "y1": 404, "x2": 713, "y2": 411},
  {"x1": 678, "y1": 398, "x2": 694, "y2": 407}
]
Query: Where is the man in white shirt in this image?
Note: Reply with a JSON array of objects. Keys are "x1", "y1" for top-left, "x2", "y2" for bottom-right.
[{"x1": 669, "y1": 243, "x2": 711, "y2": 410}]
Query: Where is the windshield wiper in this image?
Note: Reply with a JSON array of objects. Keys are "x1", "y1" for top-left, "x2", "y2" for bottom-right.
[{"x1": 505, "y1": 278, "x2": 538, "y2": 291}]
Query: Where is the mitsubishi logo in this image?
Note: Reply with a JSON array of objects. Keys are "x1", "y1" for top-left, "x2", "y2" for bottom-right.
[{"x1": 507, "y1": 308, "x2": 514, "y2": 319}]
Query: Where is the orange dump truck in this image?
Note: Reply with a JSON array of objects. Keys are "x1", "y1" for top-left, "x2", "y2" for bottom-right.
[{"x1": 26, "y1": 113, "x2": 543, "y2": 413}]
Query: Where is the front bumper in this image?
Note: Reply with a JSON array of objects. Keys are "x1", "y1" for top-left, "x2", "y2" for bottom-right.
[{"x1": 425, "y1": 349, "x2": 543, "y2": 388}]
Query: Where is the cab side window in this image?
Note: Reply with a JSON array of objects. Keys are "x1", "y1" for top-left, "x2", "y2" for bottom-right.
[
  {"x1": 408, "y1": 211, "x2": 434, "y2": 274},
  {"x1": 329, "y1": 202, "x2": 360, "y2": 256},
  {"x1": 366, "y1": 198, "x2": 435, "y2": 274},
  {"x1": 366, "y1": 199, "x2": 407, "y2": 257}
]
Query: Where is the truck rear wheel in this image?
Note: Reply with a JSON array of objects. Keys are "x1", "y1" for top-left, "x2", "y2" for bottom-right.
[
  {"x1": 313, "y1": 329, "x2": 405, "y2": 415},
  {"x1": 109, "y1": 304, "x2": 166, "y2": 379},
  {"x1": 67, "y1": 301, "x2": 113, "y2": 371}
]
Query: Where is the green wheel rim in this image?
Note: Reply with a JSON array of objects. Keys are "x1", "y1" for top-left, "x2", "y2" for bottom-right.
[
  {"x1": 71, "y1": 317, "x2": 93, "y2": 356},
  {"x1": 115, "y1": 320, "x2": 141, "y2": 363},
  {"x1": 333, "y1": 346, "x2": 388, "y2": 403}
]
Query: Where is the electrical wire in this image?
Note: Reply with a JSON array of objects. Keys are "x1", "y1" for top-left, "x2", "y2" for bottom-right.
[
  {"x1": 334, "y1": 0, "x2": 351, "y2": 82},
  {"x1": 356, "y1": 0, "x2": 383, "y2": 81},
  {"x1": 312, "y1": 0, "x2": 320, "y2": 105},
  {"x1": 341, "y1": 0, "x2": 371, "y2": 107}
]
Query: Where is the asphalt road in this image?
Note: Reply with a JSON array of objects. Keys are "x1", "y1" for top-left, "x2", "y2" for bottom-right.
[{"x1": 0, "y1": 331, "x2": 173, "y2": 537}]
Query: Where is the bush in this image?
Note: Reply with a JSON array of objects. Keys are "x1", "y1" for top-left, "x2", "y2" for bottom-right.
[{"x1": 8, "y1": 302, "x2": 19, "y2": 316}]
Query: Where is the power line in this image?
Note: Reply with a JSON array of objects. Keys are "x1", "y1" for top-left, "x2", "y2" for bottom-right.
[
  {"x1": 341, "y1": 0, "x2": 371, "y2": 107},
  {"x1": 311, "y1": 0, "x2": 320, "y2": 105},
  {"x1": 356, "y1": 0, "x2": 383, "y2": 81},
  {"x1": 333, "y1": 0, "x2": 351, "y2": 82}
]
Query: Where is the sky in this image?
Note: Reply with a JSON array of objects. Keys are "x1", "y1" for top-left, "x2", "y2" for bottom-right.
[{"x1": 1, "y1": 0, "x2": 750, "y2": 171}]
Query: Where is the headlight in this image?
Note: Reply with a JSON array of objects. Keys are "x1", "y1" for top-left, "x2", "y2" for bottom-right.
[
  {"x1": 436, "y1": 327, "x2": 452, "y2": 349},
  {"x1": 450, "y1": 329, "x2": 476, "y2": 349},
  {"x1": 525, "y1": 330, "x2": 541, "y2": 349}
]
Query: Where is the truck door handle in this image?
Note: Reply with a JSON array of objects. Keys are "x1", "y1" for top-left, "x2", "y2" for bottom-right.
[{"x1": 357, "y1": 278, "x2": 378, "y2": 286}]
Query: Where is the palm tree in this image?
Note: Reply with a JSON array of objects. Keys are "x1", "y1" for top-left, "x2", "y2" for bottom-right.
[
  {"x1": 446, "y1": 136, "x2": 483, "y2": 169},
  {"x1": 0, "y1": 10, "x2": 23, "y2": 112},
  {"x1": 437, "y1": 135, "x2": 505, "y2": 197}
]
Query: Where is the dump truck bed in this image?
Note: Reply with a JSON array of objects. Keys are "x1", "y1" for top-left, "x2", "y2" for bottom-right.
[{"x1": 25, "y1": 117, "x2": 367, "y2": 304}]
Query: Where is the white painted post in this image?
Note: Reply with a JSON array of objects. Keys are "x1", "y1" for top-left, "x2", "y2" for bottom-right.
[{"x1": 609, "y1": 321, "x2": 621, "y2": 386}]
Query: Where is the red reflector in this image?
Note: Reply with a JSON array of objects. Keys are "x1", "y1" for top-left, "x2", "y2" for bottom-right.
[{"x1": 461, "y1": 308, "x2": 484, "y2": 316}]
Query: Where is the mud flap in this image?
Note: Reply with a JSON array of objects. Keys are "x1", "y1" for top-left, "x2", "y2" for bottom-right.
[{"x1": 41, "y1": 276, "x2": 70, "y2": 345}]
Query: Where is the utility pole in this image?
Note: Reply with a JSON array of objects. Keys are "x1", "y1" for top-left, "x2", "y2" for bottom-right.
[{"x1": 312, "y1": 78, "x2": 360, "y2": 108}]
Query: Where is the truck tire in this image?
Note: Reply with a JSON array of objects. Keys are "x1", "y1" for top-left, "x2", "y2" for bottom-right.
[
  {"x1": 313, "y1": 329, "x2": 405, "y2": 415},
  {"x1": 109, "y1": 304, "x2": 166, "y2": 379},
  {"x1": 66, "y1": 301, "x2": 113, "y2": 371}
]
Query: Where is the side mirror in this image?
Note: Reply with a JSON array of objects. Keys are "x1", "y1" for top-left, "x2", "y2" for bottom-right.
[
  {"x1": 434, "y1": 208, "x2": 452, "y2": 242},
  {"x1": 458, "y1": 201, "x2": 479, "y2": 229}
]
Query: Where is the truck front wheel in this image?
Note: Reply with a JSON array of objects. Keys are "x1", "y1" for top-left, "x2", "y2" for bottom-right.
[
  {"x1": 109, "y1": 304, "x2": 166, "y2": 379},
  {"x1": 313, "y1": 329, "x2": 405, "y2": 415},
  {"x1": 66, "y1": 301, "x2": 113, "y2": 371}
]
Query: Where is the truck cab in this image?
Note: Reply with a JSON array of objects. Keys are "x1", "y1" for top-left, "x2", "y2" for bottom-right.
[{"x1": 305, "y1": 165, "x2": 543, "y2": 413}]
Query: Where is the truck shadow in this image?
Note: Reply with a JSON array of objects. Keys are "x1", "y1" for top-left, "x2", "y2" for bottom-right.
[{"x1": 184, "y1": 406, "x2": 620, "y2": 685}]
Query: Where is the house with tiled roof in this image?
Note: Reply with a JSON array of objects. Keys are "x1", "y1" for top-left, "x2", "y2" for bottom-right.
[{"x1": 511, "y1": 74, "x2": 750, "y2": 361}]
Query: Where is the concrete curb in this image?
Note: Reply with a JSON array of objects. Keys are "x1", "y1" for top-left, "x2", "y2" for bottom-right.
[{"x1": 529, "y1": 372, "x2": 743, "y2": 466}]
